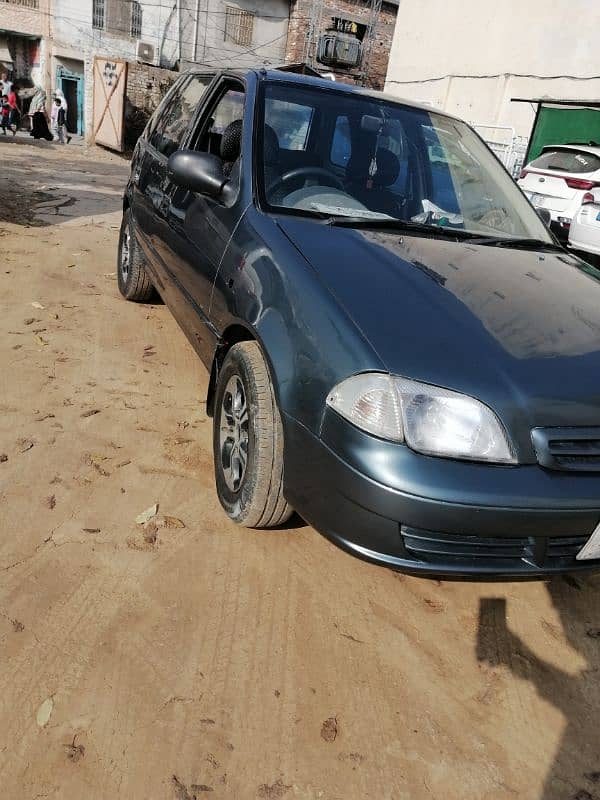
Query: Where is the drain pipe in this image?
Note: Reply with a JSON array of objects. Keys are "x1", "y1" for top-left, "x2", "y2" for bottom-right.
[
  {"x1": 192, "y1": 0, "x2": 201, "y2": 62},
  {"x1": 177, "y1": 0, "x2": 183, "y2": 64}
]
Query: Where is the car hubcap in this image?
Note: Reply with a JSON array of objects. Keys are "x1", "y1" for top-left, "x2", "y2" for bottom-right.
[
  {"x1": 219, "y1": 375, "x2": 249, "y2": 492},
  {"x1": 120, "y1": 225, "x2": 131, "y2": 280}
]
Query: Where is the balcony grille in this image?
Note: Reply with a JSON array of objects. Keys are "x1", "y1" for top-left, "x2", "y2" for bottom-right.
[
  {"x1": 532, "y1": 427, "x2": 600, "y2": 472},
  {"x1": 92, "y1": 0, "x2": 105, "y2": 30},
  {"x1": 1, "y1": 0, "x2": 39, "y2": 8},
  {"x1": 224, "y1": 6, "x2": 254, "y2": 47},
  {"x1": 130, "y1": 0, "x2": 142, "y2": 38}
]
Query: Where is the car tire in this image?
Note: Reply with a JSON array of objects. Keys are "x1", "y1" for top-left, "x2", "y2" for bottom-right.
[
  {"x1": 213, "y1": 341, "x2": 293, "y2": 528},
  {"x1": 117, "y1": 209, "x2": 155, "y2": 302}
]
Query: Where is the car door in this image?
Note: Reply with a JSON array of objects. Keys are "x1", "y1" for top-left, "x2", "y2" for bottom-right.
[
  {"x1": 159, "y1": 80, "x2": 246, "y2": 362},
  {"x1": 134, "y1": 74, "x2": 214, "y2": 292},
  {"x1": 131, "y1": 77, "x2": 187, "y2": 268}
]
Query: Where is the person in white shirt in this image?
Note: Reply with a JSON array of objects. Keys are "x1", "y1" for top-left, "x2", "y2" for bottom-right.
[{"x1": 1, "y1": 72, "x2": 13, "y2": 97}]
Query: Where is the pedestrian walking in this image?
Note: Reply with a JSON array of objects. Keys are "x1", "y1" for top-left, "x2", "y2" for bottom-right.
[
  {"x1": 1, "y1": 72, "x2": 13, "y2": 97},
  {"x1": 29, "y1": 87, "x2": 53, "y2": 141},
  {"x1": 7, "y1": 86, "x2": 19, "y2": 135},
  {"x1": 51, "y1": 89, "x2": 71, "y2": 144},
  {"x1": 53, "y1": 96, "x2": 68, "y2": 144},
  {"x1": 1, "y1": 95, "x2": 10, "y2": 134}
]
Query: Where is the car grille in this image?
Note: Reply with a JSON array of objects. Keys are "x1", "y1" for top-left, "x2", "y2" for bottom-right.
[
  {"x1": 400, "y1": 526, "x2": 592, "y2": 569},
  {"x1": 532, "y1": 427, "x2": 600, "y2": 472}
]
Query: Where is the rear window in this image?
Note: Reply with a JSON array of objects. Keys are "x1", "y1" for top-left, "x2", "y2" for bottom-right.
[{"x1": 530, "y1": 148, "x2": 600, "y2": 174}]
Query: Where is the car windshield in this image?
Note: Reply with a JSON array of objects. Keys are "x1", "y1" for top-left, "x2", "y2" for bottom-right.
[{"x1": 259, "y1": 82, "x2": 552, "y2": 242}]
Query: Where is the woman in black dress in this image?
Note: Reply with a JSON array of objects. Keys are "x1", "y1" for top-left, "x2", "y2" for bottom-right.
[{"x1": 29, "y1": 87, "x2": 53, "y2": 141}]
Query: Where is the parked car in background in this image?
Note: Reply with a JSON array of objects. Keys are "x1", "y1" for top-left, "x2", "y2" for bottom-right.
[
  {"x1": 518, "y1": 144, "x2": 600, "y2": 240},
  {"x1": 118, "y1": 68, "x2": 600, "y2": 577},
  {"x1": 569, "y1": 188, "x2": 600, "y2": 262}
]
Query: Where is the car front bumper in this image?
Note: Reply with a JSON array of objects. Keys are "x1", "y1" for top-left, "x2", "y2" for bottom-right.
[{"x1": 283, "y1": 411, "x2": 600, "y2": 577}]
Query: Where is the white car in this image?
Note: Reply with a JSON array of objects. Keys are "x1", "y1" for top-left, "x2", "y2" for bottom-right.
[
  {"x1": 517, "y1": 144, "x2": 600, "y2": 240},
  {"x1": 569, "y1": 188, "x2": 600, "y2": 260}
]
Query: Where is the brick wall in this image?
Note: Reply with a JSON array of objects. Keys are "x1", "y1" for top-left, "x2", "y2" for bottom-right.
[
  {"x1": 124, "y1": 61, "x2": 178, "y2": 149},
  {"x1": 285, "y1": 0, "x2": 397, "y2": 90}
]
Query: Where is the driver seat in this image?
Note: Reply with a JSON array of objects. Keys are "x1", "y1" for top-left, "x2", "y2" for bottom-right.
[{"x1": 346, "y1": 147, "x2": 402, "y2": 217}]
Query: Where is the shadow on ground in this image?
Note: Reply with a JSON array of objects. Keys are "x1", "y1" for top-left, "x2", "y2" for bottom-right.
[
  {"x1": 477, "y1": 574, "x2": 600, "y2": 800},
  {"x1": 0, "y1": 137, "x2": 128, "y2": 227}
]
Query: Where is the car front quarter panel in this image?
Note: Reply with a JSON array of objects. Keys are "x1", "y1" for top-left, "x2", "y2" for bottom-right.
[{"x1": 210, "y1": 206, "x2": 383, "y2": 433}]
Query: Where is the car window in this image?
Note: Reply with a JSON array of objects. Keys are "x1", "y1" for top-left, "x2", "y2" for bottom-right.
[
  {"x1": 530, "y1": 148, "x2": 600, "y2": 174},
  {"x1": 149, "y1": 74, "x2": 212, "y2": 158},
  {"x1": 192, "y1": 86, "x2": 245, "y2": 160},
  {"x1": 209, "y1": 89, "x2": 245, "y2": 135},
  {"x1": 331, "y1": 115, "x2": 351, "y2": 167},
  {"x1": 264, "y1": 98, "x2": 313, "y2": 151}
]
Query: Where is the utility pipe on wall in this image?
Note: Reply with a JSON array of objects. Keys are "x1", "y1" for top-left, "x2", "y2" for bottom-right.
[
  {"x1": 193, "y1": 0, "x2": 201, "y2": 62},
  {"x1": 177, "y1": 0, "x2": 183, "y2": 64}
]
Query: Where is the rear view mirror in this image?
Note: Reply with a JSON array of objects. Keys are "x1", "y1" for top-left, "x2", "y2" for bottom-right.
[
  {"x1": 537, "y1": 208, "x2": 552, "y2": 227},
  {"x1": 361, "y1": 114, "x2": 395, "y2": 135},
  {"x1": 168, "y1": 150, "x2": 227, "y2": 198}
]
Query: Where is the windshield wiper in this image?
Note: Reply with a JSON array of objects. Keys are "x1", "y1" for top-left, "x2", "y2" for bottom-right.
[
  {"x1": 465, "y1": 236, "x2": 562, "y2": 250},
  {"x1": 323, "y1": 215, "x2": 478, "y2": 240}
]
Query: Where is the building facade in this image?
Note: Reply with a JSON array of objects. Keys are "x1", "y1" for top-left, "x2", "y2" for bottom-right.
[
  {"x1": 51, "y1": 0, "x2": 184, "y2": 137},
  {"x1": 50, "y1": 1, "x2": 292, "y2": 141},
  {"x1": 184, "y1": 1, "x2": 290, "y2": 72},
  {"x1": 384, "y1": 0, "x2": 600, "y2": 139},
  {"x1": 0, "y1": 0, "x2": 52, "y2": 108},
  {"x1": 285, "y1": 0, "x2": 398, "y2": 89}
]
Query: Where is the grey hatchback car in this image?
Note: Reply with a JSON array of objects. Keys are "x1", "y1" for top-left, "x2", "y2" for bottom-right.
[{"x1": 118, "y1": 66, "x2": 600, "y2": 577}]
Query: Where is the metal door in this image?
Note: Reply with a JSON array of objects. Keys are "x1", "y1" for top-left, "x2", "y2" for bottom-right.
[{"x1": 57, "y1": 66, "x2": 84, "y2": 135}]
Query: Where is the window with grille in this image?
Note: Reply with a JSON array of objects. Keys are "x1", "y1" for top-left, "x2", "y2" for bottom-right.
[
  {"x1": 92, "y1": 0, "x2": 105, "y2": 30},
  {"x1": 1, "y1": 0, "x2": 40, "y2": 8},
  {"x1": 224, "y1": 6, "x2": 254, "y2": 47},
  {"x1": 130, "y1": 0, "x2": 142, "y2": 38}
]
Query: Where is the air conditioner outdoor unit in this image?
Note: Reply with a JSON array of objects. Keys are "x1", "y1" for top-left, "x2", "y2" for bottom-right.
[{"x1": 136, "y1": 41, "x2": 155, "y2": 64}]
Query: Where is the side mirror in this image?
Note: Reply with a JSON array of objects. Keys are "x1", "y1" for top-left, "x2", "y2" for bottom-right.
[
  {"x1": 168, "y1": 150, "x2": 227, "y2": 198},
  {"x1": 537, "y1": 207, "x2": 552, "y2": 227}
]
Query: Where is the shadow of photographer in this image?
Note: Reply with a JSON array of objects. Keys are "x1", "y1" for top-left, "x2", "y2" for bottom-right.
[{"x1": 477, "y1": 576, "x2": 600, "y2": 800}]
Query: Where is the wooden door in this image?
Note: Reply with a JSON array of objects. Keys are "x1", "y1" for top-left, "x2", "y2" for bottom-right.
[{"x1": 93, "y1": 57, "x2": 127, "y2": 151}]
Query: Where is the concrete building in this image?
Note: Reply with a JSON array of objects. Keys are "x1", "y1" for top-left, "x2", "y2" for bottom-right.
[
  {"x1": 285, "y1": 0, "x2": 398, "y2": 89},
  {"x1": 0, "y1": 0, "x2": 52, "y2": 108},
  {"x1": 51, "y1": 1, "x2": 293, "y2": 141},
  {"x1": 184, "y1": 1, "x2": 290, "y2": 71},
  {"x1": 51, "y1": 0, "x2": 183, "y2": 137},
  {"x1": 384, "y1": 0, "x2": 600, "y2": 139}
]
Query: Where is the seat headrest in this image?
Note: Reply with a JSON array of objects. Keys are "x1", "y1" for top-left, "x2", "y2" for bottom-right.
[
  {"x1": 220, "y1": 119, "x2": 243, "y2": 162},
  {"x1": 346, "y1": 147, "x2": 401, "y2": 187}
]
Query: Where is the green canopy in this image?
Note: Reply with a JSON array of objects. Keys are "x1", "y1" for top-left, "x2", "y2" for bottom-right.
[{"x1": 527, "y1": 106, "x2": 600, "y2": 161}]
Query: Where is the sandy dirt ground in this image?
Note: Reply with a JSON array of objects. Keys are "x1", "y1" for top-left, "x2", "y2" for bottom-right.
[{"x1": 1, "y1": 136, "x2": 600, "y2": 800}]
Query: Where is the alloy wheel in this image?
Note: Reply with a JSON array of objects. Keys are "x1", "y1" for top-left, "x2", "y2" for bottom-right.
[{"x1": 219, "y1": 374, "x2": 249, "y2": 492}]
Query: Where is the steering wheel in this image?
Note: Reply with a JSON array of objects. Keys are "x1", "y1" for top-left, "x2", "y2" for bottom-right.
[{"x1": 268, "y1": 166, "x2": 345, "y2": 200}]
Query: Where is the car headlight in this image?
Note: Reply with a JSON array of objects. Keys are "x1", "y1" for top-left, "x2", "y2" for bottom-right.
[{"x1": 326, "y1": 373, "x2": 516, "y2": 464}]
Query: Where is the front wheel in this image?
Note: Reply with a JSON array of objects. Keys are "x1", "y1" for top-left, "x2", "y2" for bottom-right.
[
  {"x1": 213, "y1": 341, "x2": 293, "y2": 528},
  {"x1": 117, "y1": 209, "x2": 155, "y2": 302}
]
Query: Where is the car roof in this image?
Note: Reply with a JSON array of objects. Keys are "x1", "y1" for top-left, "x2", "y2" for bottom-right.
[
  {"x1": 257, "y1": 68, "x2": 461, "y2": 119},
  {"x1": 185, "y1": 66, "x2": 462, "y2": 122}
]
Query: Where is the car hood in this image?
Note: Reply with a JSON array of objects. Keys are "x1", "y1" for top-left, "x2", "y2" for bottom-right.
[{"x1": 277, "y1": 218, "x2": 600, "y2": 456}]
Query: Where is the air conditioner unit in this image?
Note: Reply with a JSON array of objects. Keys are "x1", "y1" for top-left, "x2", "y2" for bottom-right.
[
  {"x1": 136, "y1": 41, "x2": 155, "y2": 64},
  {"x1": 317, "y1": 32, "x2": 361, "y2": 68}
]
